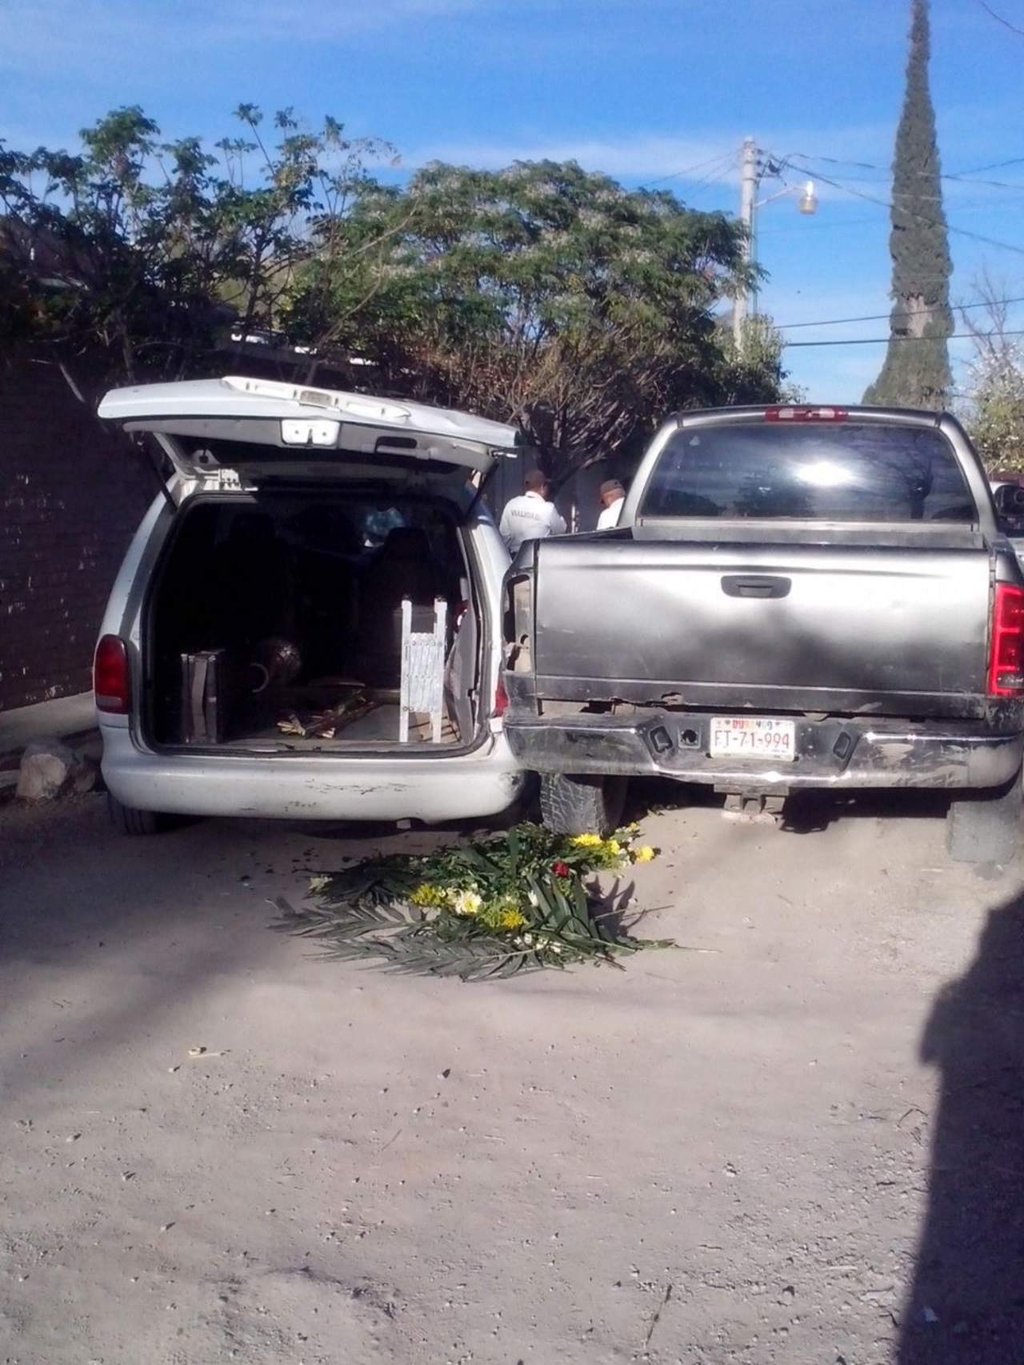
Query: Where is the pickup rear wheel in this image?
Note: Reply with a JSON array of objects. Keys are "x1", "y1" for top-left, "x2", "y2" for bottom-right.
[
  {"x1": 539, "y1": 773, "x2": 628, "y2": 837},
  {"x1": 946, "y1": 773, "x2": 1023, "y2": 864}
]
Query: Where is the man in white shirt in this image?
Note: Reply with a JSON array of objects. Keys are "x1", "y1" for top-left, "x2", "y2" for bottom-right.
[
  {"x1": 499, "y1": 469, "x2": 567, "y2": 553},
  {"x1": 596, "y1": 479, "x2": 626, "y2": 530}
]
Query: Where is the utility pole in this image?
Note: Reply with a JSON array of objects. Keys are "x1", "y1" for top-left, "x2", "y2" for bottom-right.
[
  {"x1": 732, "y1": 138, "x2": 817, "y2": 350},
  {"x1": 733, "y1": 137, "x2": 760, "y2": 348}
]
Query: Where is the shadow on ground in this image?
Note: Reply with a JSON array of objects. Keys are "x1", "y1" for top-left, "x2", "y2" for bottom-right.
[
  {"x1": 626, "y1": 775, "x2": 951, "y2": 833},
  {"x1": 0, "y1": 793, "x2": 477, "y2": 1108},
  {"x1": 898, "y1": 890, "x2": 1024, "y2": 1362}
]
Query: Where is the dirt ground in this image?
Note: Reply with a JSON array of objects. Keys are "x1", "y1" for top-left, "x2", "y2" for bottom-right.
[{"x1": 2, "y1": 786, "x2": 1023, "y2": 1365}]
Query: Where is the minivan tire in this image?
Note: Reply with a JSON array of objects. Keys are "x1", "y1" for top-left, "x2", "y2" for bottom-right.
[
  {"x1": 539, "y1": 773, "x2": 628, "y2": 837},
  {"x1": 108, "y1": 793, "x2": 168, "y2": 836},
  {"x1": 946, "y1": 772, "x2": 1023, "y2": 864}
]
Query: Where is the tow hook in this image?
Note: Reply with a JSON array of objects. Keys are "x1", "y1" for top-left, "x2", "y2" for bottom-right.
[{"x1": 722, "y1": 792, "x2": 787, "y2": 822}]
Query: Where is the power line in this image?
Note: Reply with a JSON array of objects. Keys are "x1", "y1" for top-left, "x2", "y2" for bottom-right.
[
  {"x1": 781, "y1": 157, "x2": 1024, "y2": 260},
  {"x1": 951, "y1": 156, "x2": 1024, "y2": 176},
  {"x1": 943, "y1": 174, "x2": 1024, "y2": 192},
  {"x1": 643, "y1": 150, "x2": 735, "y2": 188},
  {"x1": 783, "y1": 329, "x2": 1024, "y2": 349},
  {"x1": 777, "y1": 294, "x2": 1024, "y2": 331},
  {"x1": 685, "y1": 157, "x2": 738, "y2": 196},
  {"x1": 652, "y1": 142, "x2": 1024, "y2": 209},
  {"x1": 786, "y1": 150, "x2": 1024, "y2": 192}
]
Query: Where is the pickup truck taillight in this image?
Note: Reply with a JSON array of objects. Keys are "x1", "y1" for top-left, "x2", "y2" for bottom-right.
[
  {"x1": 504, "y1": 574, "x2": 534, "y2": 672},
  {"x1": 94, "y1": 634, "x2": 131, "y2": 714},
  {"x1": 764, "y1": 406, "x2": 848, "y2": 422},
  {"x1": 988, "y1": 585, "x2": 1024, "y2": 696}
]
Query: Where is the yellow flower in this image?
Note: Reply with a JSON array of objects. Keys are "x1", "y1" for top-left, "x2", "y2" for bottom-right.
[
  {"x1": 497, "y1": 908, "x2": 527, "y2": 931},
  {"x1": 634, "y1": 846, "x2": 657, "y2": 864},
  {"x1": 605, "y1": 839, "x2": 622, "y2": 857},
  {"x1": 570, "y1": 833, "x2": 604, "y2": 848},
  {"x1": 451, "y1": 888, "x2": 483, "y2": 917},
  {"x1": 410, "y1": 883, "x2": 447, "y2": 908}
]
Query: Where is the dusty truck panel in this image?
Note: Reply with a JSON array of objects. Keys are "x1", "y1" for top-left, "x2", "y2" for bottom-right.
[
  {"x1": 530, "y1": 538, "x2": 992, "y2": 715},
  {"x1": 503, "y1": 405, "x2": 1024, "y2": 858}
]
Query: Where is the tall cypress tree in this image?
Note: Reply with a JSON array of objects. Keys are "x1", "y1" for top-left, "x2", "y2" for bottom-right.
[{"x1": 863, "y1": 0, "x2": 952, "y2": 408}]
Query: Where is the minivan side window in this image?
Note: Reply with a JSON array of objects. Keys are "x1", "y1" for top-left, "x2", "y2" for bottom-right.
[{"x1": 640, "y1": 423, "x2": 975, "y2": 523}]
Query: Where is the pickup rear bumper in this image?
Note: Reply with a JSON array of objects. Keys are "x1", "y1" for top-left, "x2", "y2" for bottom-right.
[{"x1": 503, "y1": 710, "x2": 1024, "y2": 793}]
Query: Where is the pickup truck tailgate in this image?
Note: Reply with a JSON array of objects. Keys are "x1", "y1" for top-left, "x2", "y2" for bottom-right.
[{"x1": 532, "y1": 538, "x2": 992, "y2": 715}]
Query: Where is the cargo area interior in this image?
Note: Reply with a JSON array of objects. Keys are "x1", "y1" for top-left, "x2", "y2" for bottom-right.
[{"x1": 146, "y1": 492, "x2": 482, "y2": 750}]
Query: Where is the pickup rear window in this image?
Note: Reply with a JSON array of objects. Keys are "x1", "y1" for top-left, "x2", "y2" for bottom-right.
[{"x1": 640, "y1": 422, "x2": 976, "y2": 523}]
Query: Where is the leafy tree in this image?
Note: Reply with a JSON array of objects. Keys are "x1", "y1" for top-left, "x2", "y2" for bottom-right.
[
  {"x1": 863, "y1": 0, "x2": 953, "y2": 408},
  {"x1": 0, "y1": 140, "x2": 47, "y2": 348},
  {"x1": 959, "y1": 275, "x2": 1024, "y2": 471},
  {"x1": 0, "y1": 106, "x2": 392, "y2": 381},
  {"x1": 965, "y1": 352, "x2": 1024, "y2": 472},
  {"x1": 719, "y1": 314, "x2": 804, "y2": 405},
  {"x1": 288, "y1": 160, "x2": 786, "y2": 473},
  {"x1": 212, "y1": 105, "x2": 396, "y2": 343},
  {"x1": 2, "y1": 113, "x2": 788, "y2": 464}
]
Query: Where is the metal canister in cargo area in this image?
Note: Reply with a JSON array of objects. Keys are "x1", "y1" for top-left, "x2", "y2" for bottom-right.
[{"x1": 180, "y1": 649, "x2": 226, "y2": 744}]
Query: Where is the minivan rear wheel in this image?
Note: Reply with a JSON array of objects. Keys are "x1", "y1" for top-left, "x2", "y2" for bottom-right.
[
  {"x1": 946, "y1": 772, "x2": 1023, "y2": 864},
  {"x1": 539, "y1": 773, "x2": 627, "y2": 837},
  {"x1": 108, "y1": 793, "x2": 168, "y2": 836}
]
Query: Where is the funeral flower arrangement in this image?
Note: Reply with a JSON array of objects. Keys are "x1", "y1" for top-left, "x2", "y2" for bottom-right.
[{"x1": 274, "y1": 823, "x2": 665, "y2": 980}]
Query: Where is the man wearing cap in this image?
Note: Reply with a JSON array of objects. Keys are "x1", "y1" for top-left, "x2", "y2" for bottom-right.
[
  {"x1": 596, "y1": 479, "x2": 626, "y2": 530},
  {"x1": 499, "y1": 469, "x2": 567, "y2": 553}
]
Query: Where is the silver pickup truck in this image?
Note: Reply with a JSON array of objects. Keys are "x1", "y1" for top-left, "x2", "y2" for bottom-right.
[{"x1": 503, "y1": 404, "x2": 1024, "y2": 862}]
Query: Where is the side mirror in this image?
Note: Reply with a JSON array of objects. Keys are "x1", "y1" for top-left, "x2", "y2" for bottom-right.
[
  {"x1": 994, "y1": 482, "x2": 1024, "y2": 536},
  {"x1": 994, "y1": 483, "x2": 1024, "y2": 516}
]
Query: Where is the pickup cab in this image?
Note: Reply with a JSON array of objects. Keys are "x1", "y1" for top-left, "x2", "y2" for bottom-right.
[{"x1": 502, "y1": 404, "x2": 1024, "y2": 862}]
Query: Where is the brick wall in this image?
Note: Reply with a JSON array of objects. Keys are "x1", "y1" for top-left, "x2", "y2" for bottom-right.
[{"x1": 0, "y1": 357, "x2": 154, "y2": 711}]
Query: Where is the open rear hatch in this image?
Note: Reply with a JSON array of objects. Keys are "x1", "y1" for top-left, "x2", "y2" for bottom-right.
[{"x1": 98, "y1": 374, "x2": 521, "y2": 486}]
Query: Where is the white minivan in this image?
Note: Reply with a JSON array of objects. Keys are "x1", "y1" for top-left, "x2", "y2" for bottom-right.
[{"x1": 93, "y1": 375, "x2": 526, "y2": 832}]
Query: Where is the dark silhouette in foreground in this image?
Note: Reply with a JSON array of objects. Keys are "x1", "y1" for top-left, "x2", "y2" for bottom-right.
[{"x1": 899, "y1": 894, "x2": 1024, "y2": 1362}]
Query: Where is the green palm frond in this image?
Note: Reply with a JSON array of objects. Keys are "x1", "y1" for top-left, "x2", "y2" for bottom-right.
[
  {"x1": 272, "y1": 897, "x2": 550, "y2": 980},
  {"x1": 273, "y1": 822, "x2": 671, "y2": 980}
]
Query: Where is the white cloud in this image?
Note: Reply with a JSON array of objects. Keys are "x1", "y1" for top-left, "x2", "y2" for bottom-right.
[
  {"x1": 403, "y1": 124, "x2": 908, "y2": 189},
  {"x1": 404, "y1": 132, "x2": 740, "y2": 181}
]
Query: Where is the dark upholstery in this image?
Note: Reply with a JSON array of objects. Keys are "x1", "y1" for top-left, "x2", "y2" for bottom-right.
[
  {"x1": 357, "y1": 528, "x2": 446, "y2": 686},
  {"x1": 211, "y1": 513, "x2": 292, "y2": 649}
]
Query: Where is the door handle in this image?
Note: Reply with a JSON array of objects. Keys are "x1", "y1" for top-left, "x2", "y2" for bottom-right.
[{"x1": 721, "y1": 575, "x2": 791, "y2": 599}]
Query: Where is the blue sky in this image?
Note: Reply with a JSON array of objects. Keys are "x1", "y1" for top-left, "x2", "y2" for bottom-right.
[{"x1": 3, "y1": 0, "x2": 1023, "y2": 404}]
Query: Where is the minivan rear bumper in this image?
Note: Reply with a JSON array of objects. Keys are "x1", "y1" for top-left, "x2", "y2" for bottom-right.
[
  {"x1": 100, "y1": 723, "x2": 525, "y2": 821},
  {"x1": 504, "y1": 710, "x2": 1024, "y2": 792}
]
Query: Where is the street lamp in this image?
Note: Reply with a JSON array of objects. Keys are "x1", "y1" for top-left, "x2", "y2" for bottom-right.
[{"x1": 732, "y1": 137, "x2": 818, "y2": 347}]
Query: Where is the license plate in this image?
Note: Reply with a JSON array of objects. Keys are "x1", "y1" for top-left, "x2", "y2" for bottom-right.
[{"x1": 709, "y1": 716, "x2": 796, "y2": 761}]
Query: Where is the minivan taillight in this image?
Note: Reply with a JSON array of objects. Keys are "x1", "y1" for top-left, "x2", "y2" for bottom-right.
[
  {"x1": 493, "y1": 679, "x2": 509, "y2": 718},
  {"x1": 988, "y1": 585, "x2": 1024, "y2": 696},
  {"x1": 94, "y1": 635, "x2": 131, "y2": 714}
]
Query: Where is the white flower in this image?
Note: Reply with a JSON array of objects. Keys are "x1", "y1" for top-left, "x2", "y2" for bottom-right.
[
  {"x1": 452, "y1": 888, "x2": 483, "y2": 917},
  {"x1": 308, "y1": 875, "x2": 330, "y2": 894},
  {"x1": 522, "y1": 933, "x2": 534, "y2": 946},
  {"x1": 527, "y1": 891, "x2": 539, "y2": 907}
]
